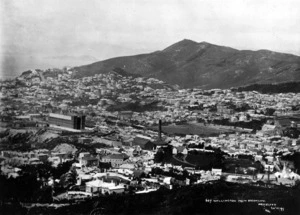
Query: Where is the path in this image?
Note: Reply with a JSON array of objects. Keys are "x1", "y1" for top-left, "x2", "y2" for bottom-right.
[{"x1": 172, "y1": 154, "x2": 196, "y2": 167}]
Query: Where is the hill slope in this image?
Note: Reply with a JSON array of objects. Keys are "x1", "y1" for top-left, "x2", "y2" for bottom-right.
[{"x1": 74, "y1": 39, "x2": 300, "y2": 89}]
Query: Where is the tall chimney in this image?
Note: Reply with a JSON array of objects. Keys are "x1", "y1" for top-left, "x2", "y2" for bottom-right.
[
  {"x1": 267, "y1": 166, "x2": 270, "y2": 182},
  {"x1": 158, "y1": 120, "x2": 162, "y2": 140}
]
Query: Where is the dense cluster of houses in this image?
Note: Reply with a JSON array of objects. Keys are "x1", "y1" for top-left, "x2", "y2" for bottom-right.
[
  {"x1": 1, "y1": 69, "x2": 300, "y2": 128},
  {"x1": 1, "y1": 68, "x2": 300, "y2": 199}
]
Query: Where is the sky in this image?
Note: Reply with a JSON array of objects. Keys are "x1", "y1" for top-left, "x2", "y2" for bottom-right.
[{"x1": 1, "y1": 0, "x2": 300, "y2": 78}]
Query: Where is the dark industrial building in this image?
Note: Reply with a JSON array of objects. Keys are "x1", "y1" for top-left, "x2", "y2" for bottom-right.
[
  {"x1": 48, "y1": 113, "x2": 85, "y2": 130},
  {"x1": 132, "y1": 136, "x2": 154, "y2": 150}
]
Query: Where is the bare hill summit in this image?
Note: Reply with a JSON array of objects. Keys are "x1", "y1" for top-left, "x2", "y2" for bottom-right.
[{"x1": 74, "y1": 39, "x2": 300, "y2": 89}]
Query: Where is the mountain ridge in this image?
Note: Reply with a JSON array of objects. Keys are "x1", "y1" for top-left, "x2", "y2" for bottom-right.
[{"x1": 74, "y1": 39, "x2": 300, "y2": 89}]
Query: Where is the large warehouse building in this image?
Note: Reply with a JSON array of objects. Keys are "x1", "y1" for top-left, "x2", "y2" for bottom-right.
[{"x1": 48, "y1": 113, "x2": 85, "y2": 130}]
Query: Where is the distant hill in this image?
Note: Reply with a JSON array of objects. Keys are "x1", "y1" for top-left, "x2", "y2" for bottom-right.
[{"x1": 74, "y1": 39, "x2": 300, "y2": 89}]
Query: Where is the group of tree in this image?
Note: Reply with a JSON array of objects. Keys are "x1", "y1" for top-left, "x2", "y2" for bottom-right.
[
  {"x1": 154, "y1": 145, "x2": 173, "y2": 163},
  {"x1": 0, "y1": 161, "x2": 75, "y2": 203},
  {"x1": 283, "y1": 127, "x2": 300, "y2": 138}
]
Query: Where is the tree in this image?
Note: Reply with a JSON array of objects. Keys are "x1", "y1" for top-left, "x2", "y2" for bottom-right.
[
  {"x1": 265, "y1": 108, "x2": 276, "y2": 116},
  {"x1": 177, "y1": 153, "x2": 184, "y2": 160},
  {"x1": 283, "y1": 128, "x2": 300, "y2": 138},
  {"x1": 52, "y1": 160, "x2": 74, "y2": 179},
  {"x1": 154, "y1": 150, "x2": 164, "y2": 163},
  {"x1": 60, "y1": 167, "x2": 78, "y2": 189}
]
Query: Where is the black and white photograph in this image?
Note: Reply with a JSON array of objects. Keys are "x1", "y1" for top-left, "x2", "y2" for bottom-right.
[{"x1": 1, "y1": 0, "x2": 300, "y2": 214}]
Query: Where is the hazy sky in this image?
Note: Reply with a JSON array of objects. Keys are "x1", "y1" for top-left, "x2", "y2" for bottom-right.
[{"x1": 1, "y1": 0, "x2": 300, "y2": 77}]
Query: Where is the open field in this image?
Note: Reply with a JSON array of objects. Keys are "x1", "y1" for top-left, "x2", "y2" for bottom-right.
[
  {"x1": 277, "y1": 114, "x2": 300, "y2": 128},
  {"x1": 185, "y1": 152, "x2": 219, "y2": 169},
  {"x1": 150, "y1": 122, "x2": 236, "y2": 136}
]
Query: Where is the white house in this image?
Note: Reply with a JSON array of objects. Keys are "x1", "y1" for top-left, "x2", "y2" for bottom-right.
[
  {"x1": 211, "y1": 168, "x2": 222, "y2": 176},
  {"x1": 85, "y1": 179, "x2": 125, "y2": 195}
]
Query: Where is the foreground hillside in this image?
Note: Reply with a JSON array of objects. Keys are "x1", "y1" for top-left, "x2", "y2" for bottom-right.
[
  {"x1": 74, "y1": 39, "x2": 300, "y2": 89},
  {"x1": 2, "y1": 181, "x2": 300, "y2": 215}
]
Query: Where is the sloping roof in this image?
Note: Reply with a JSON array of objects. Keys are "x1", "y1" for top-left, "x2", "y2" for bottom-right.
[
  {"x1": 82, "y1": 156, "x2": 98, "y2": 161},
  {"x1": 49, "y1": 113, "x2": 71, "y2": 120},
  {"x1": 119, "y1": 163, "x2": 136, "y2": 169},
  {"x1": 86, "y1": 179, "x2": 114, "y2": 188},
  {"x1": 262, "y1": 124, "x2": 277, "y2": 131},
  {"x1": 153, "y1": 139, "x2": 168, "y2": 146},
  {"x1": 132, "y1": 137, "x2": 152, "y2": 147},
  {"x1": 133, "y1": 170, "x2": 144, "y2": 178},
  {"x1": 102, "y1": 153, "x2": 129, "y2": 160},
  {"x1": 177, "y1": 146, "x2": 187, "y2": 153}
]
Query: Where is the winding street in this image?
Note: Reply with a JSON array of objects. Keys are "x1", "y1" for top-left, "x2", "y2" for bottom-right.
[{"x1": 172, "y1": 154, "x2": 196, "y2": 167}]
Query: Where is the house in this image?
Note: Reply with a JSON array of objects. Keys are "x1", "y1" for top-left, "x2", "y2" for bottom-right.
[
  {"x1": 79, "y1": 152, "x2": 90, "y2": 159},
  {"x1": 264, "y1": 164, "x2": 274, "y2": 172},
  {"x1": 172, "y1": 146, "x2": 188, "y2": 155},
  {"x1": 29, "y1": 158, "x2": 42, "y2": 165},
  {"x1": 119, "y1": 163, "x2": 136, "y2": 170},
  {"x1": 97, "y1": 137, "x2": 122, "y2": 147},
  {"x1": 81, "y1": 156, "x2": 99, "y2": 167},
  {"x1": 265, "y1": 155, "x2": 274, "y2": 163},
  {"x1": 51, "y1": 152, "x2": 69, "y2": 161},
  {"x1": 48, "y1": 156, "x2": 62, "y2": 166},
  {"x1": 217, "y1": 104, "x2": 234, "y2": 114},
  {"x1": 78, "y1": 137, "x2": 93, "y2": 144},
  {"x1": 274, "y1": 163, "x2": 300, "y2": 185},
  {"x1": 261, "y1": 124, "x2": 282, "y2": 136},
  {"x1": 132, "y1": 136, "x2": 154, "y2": 150},
  {"x1": 211, "y1": 168, "x2": 222, "y2": 176},
  {"x1": 85, "y1": 179, "x2": 125, "y2": 195},
  {"x1": 255, "y1": 155, "x2": 263, "y2": 161},
  {"x1": 118, "y1": 111, "x2": 133, "y2": 120},
  {"x1": 153, "y1": 139, "x2": 169, "y2": 149},
  {"x1": 132, "y1": 145, "x2": 142, "y2": 156},
  {"x1": 239, "y1": 143, "x2": 247, "y2": 149},
  {"x1": 37, "y1": 154, "x2": 48, "y2": 162},
  {"x1": 263, "y1": 144, "x2": 274, "y2": 152},
  {"x1": 101, "y1": 153, "x2": 129, "y2": 167},
  {"x1": 163, "y1": 177, "x2": 172, "y2": 185}
]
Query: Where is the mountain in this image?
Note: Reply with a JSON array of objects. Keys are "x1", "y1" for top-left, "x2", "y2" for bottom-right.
[{"x1": 74, "y1": 39, "x2": 300, "y2": 89}]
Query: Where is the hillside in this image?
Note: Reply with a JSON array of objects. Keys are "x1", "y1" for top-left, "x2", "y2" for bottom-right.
[
  {"x1": 3, "y1": 182, "x2": 300, "y2": 215},
  {"x1": 74, "y1": 39, "x2": 300, "y2": 89}
]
